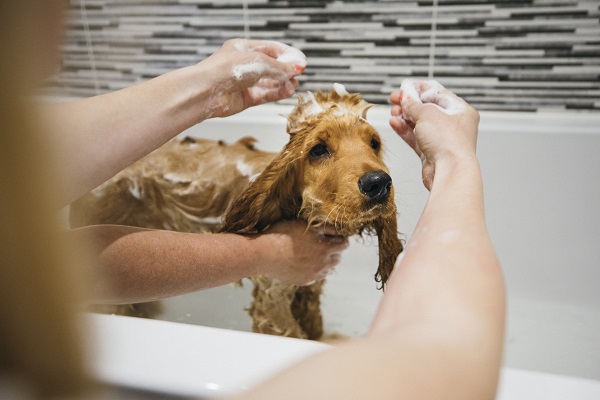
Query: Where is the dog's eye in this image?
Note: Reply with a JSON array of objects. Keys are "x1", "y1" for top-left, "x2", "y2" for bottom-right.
[
  {"x1": 309, "y1": 144, "x2": 329, "y2": 158},
  {"x1": 370, "y1": 138, "x2": 380, "y2": 151}
]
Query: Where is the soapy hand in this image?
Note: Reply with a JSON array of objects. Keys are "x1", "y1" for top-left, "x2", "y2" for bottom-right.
[
  {"x1": 200, "y1": 39, "x2": 307, "y2": 118},
  {"x1": 389, "y1": 79, "x2": 480, "y2": 190},
  {"x1": 256, "y1": 220, "x2": 348, "y2": 286}
]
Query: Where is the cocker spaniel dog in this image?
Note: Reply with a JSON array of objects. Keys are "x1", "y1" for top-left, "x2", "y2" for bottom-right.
[{"x1": 70, "y1": 84, "x2": 403, "y2": 339}]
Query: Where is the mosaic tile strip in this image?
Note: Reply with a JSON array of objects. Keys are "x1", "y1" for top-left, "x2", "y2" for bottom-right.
[{"x1": 46, "y1": 0, "x2": 600, "y2": 112}]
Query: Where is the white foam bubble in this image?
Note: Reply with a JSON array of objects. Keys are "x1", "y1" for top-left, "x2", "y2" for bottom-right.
[
  {"x1": 163, "y1": 173, "x2": 191, "y2": 184},
  {"x1": 276, "y1": 47, "x2": 307, "y2": 67},
  {"x1": 236, "y1": 159, "x2": 255, "y2": 177},
  {"x1": 233, "y1": 41, "x2": 248, "y2": 52},
  {"x1": 399, "y1": 79, "x2": 421, "y2": 103},
  {"x1": 128, "y1": 178, "x2": 142, "y2": 199},
  {"x1": 420, "y1": 84, "x2": 466, "y2": 115},
  {"x1": 332, "y1": 82, "x2": 349, "y2": 96},
  {"x1": 301, "y1": 92, "x2": 324, "y2": 116},
  {"x1": 232, "y1": 62, "x2": 271, "y2": 80},
  {"x1": 400, "y1": 79, "x2": 466, "y2": 116}
]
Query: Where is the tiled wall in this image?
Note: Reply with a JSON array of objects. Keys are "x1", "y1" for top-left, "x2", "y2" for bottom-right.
[{"x1": 48, "y1": 0, "x2": 600, "y2": 112}]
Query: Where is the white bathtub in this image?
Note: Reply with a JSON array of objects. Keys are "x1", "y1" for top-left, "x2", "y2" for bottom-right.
[{"x1": 88, "y1": 104, "x2": 600, "y2": 398}]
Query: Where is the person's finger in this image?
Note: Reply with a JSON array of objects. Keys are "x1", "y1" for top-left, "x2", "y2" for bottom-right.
[
  {"x1": 319, "y1": 223, "x2": 340, "y2": 236},
  {"x1": 254, "y1": 76, "x2": 286, "y2": 89},
  {"x1": 245, "y1": 79, "x2": 296, "y2": 105},
  {"x1": 390, "y1": 104, "x2": 402, "y2": 117},
  {"x1": 389, "y1": 115, "x2": 408, "y2": 135},
  {"x1": 399, "y1": 90, "x2": 430, "y2": 124},
  {"x1": 389, "y1": 115, "x2": 413, "y2": 138},
  {"x1": 316, "y1": 263, "x2": 338, "y2": 280},
  {"x1": 290, "y1": 77, "x2": 300, "y2": 90},
  {"x1": 254, "y1": 76, "x2": 299, "y2": 91},
  {"x1": 329, "y1": 253, "x2": 341, "y2": 265},
  {"x1": 390, "y1": 117, "x2": 419, "y2": 153},
  {"x1": 389, "y1": 113, "x2": 415, "y2": 136},
  {"x1": 329, "y1": 236, "x2": 348, "y2": 246},
  {"x1": 389, "y1": 90, "x2": 401, "y2": 106},
  {"x1": 314, "y1": 226, "x2": 348, "y2": 249}
]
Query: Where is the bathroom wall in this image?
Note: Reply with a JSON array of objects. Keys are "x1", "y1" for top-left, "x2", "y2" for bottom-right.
[{"x1": 48, "y1": 0, "x2": 600, "y2": 112}]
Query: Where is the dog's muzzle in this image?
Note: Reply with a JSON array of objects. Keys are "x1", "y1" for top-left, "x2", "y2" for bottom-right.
[{"x1": 358, "y1": 170, "x2": 392, "y2": 203}]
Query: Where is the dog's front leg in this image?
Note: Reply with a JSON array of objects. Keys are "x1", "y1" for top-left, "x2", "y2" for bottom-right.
[{"x1": 248, "y1": 276, "x2": 313, "y2": 339}]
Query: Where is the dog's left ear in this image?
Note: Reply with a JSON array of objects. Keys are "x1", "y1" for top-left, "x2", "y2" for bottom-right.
[
  {"x1": 219, "y1": 138, "x2": 303, "y2": 234},
  {"x1": 374, "y1": 209, "x2": 404, "y2": 290}
]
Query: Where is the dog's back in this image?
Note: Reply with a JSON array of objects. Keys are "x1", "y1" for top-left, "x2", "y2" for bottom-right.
[{"x1": 70, "y1": 136, "x2": 274, "y2": 233}]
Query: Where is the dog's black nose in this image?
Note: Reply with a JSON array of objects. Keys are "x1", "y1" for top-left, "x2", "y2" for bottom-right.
[{"x1": 358, "y1": 170, "x2": 392, "y2": 202}]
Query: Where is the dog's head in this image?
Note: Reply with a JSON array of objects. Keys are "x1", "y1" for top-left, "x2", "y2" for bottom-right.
[
  {"x1": 221, "y1": 84, "x2": 403, "y2": 288},
  {"x1": 287, "y1": 85, "x2": 395, "y2": 236}
]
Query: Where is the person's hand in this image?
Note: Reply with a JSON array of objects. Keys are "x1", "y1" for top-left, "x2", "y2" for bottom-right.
[
  {"x1": 255, "y1": 219, "x2": 349, "y2": 285},
  {"x1": 199, "y1": 39, "x2": 307, "y2": 118},
  {"x1": 389, "y1": 79, "x2": 480, "y2": 190}
]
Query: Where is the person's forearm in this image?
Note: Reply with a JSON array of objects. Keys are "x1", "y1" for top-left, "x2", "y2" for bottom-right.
[
  {"x1": 367, "y1": 156, "x2": 505, "y2": 399},
  {"x1": 371, "y1": 156, "x2": 503, "y2": 334},
  {"x1": 44, "y1": 64, "x2": 215, "y2": 205},
  {"x1": 70, "y1": 225, "x2": 264, "y2": 304}
]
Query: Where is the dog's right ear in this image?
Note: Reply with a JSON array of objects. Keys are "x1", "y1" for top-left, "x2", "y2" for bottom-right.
[
  {"x1": 374, "y1": 206, "x2": 404, "y2": 290},
  {"x1": 219, "y1": 138, "x2": 304, "y2": 234}
]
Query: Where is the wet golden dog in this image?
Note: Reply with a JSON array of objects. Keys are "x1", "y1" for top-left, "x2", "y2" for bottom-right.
[{"x1": 70, "y1": 85, "x2": 403, "y2": 338}]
